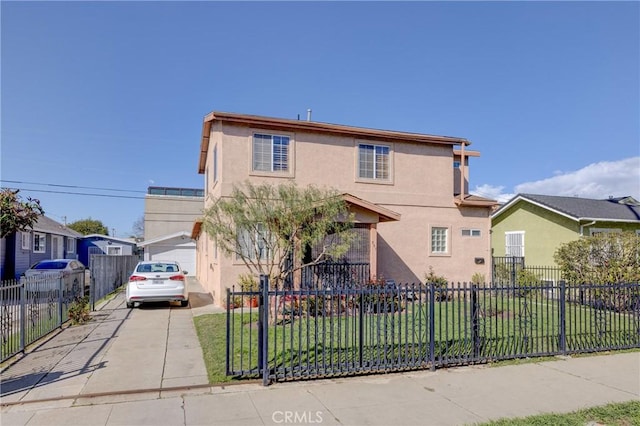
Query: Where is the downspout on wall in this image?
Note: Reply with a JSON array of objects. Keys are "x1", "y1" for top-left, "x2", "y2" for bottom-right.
[{"x1": 580, "y1": 220, "x2": 596, "y2": 236}]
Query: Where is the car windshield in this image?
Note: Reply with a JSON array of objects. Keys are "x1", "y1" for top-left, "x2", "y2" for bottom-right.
[
  {"x1": 33, "y1": 261, "x2": 68, "y2": 270},
  {"x1": 137, "y1": 263, "x2": 179, "y2": 273}
]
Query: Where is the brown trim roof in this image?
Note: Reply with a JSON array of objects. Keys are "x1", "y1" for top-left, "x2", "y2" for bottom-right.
[
  {"x1": 341, "y1": 193, "x2": 401, "y2": 222},
  {"x1": 454, "y1": 194, "x2": 499, "y2": 208},
  {"x1": 198, "y1": 111, "x2": 471, "y2": 174}
]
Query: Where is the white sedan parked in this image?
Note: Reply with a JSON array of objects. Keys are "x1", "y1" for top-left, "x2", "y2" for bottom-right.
[{"x1": 125, "y1": 261, "x2": 189, "y2": 308}]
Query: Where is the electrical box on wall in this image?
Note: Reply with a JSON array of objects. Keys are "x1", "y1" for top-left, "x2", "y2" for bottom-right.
[{"x1": 474, "y1": 257, "x2": 485, "y2": 265}]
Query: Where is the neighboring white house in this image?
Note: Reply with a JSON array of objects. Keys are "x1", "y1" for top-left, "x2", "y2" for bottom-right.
[
  {"x1": 141, "y1": 186, "x2": 204, "y2": 276},
  {"x1": 137, "y1": 231, "x2": 196, "y2": 275}
]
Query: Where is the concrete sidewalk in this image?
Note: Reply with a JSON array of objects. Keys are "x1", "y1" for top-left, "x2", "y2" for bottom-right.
[{"x1": 1, "y1": 279, "x2": 638, "y2": 426}]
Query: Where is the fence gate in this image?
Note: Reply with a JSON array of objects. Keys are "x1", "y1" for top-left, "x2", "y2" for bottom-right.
[{"x1": 492, "y1": 256, "x2": 525, "y2": 285}]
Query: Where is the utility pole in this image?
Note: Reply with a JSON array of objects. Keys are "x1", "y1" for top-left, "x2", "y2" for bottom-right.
[{"x1": 111, "y1": 228, "x2": 116, "y2": 237}]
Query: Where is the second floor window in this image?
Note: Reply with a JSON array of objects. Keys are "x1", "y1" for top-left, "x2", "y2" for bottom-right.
[
  {"x1": 253, "y1": 133, "x2": 289, "y2": 172},
  {"x1": 358, "y1": 144, "x2": 389, "y2": 180}
]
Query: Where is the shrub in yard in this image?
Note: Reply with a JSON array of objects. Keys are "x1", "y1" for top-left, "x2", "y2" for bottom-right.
[
  {"x1": 471, "y1": 273, "x2": 485, "y2": 285},
  {"x1": 424, "y1": 267, "x2": 450, "y2": 301},
  {"x1": 68, "y1": 296, "x2": 91, "y2": 325}
]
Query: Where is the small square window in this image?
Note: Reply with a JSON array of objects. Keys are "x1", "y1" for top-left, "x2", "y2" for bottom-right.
[{"x1": 431, "y1": 227, "x2": 448, "y2": 254}]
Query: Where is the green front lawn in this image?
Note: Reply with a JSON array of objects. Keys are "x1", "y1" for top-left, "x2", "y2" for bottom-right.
[{"x1": 480, "y1": 400, "x2": 640, "y2": 426}]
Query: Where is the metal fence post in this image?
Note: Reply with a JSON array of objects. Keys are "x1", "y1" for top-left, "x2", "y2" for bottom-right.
[
  {"x1": 225, "y1": 287, "x2": 231, "y2": 376},
  {"x1": 559, "y1": 280, "x2": 566, "y2": 354},
  {"x1": 58, "y1": 275, "x2": 64, "y2": 327},
  {"x1": 358, "y1": 291, "x2": 364, "y2": 368},
  {"x1": 471, "y1": 284, "x2": 481, "y2": 358},
  {"x1": 259, "y1": 275, "x2": 270, "y2": 386},
  {"x1": 429, "y1": 282, "x2": 436, "y2": 370},
  {"x1": 20, "y1": 280, "x2": 26, "y2": 353}
]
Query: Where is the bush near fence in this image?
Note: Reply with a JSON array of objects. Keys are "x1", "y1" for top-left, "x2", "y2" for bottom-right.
[{"x1": 1, "y1": 271, "x2": 85, "y2": 362}]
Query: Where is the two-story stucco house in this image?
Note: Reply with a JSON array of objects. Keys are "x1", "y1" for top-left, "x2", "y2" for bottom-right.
[{"x1": 192, "y1": 111, "x2": 497, "y2": 305}]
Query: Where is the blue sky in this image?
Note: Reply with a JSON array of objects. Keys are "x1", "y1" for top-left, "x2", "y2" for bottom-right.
[{"x1": 2, "y1": 1, "x2": 639, "y2": 237}]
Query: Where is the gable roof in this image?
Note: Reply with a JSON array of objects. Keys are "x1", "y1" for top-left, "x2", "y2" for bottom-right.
[
  {"x1": 137, "y1": 231, "x2": 193, "y2": 247},
  {"x1": 492, "y1": 194, "x2": 640, "y2": 223},
  {"x1": 199, "y1": 111, "x2": 472, "y2": 174},
  {"x1": 32, "y1": 216, "x2": 83, "y2": 238},
  {"x1": 83, "y1": 234, "x2": 138, "y2": 245}
]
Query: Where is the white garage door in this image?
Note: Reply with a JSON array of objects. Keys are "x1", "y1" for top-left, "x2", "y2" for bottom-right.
[{"x1": 147, "y1": 245, "x2": 196, "y2": 276}]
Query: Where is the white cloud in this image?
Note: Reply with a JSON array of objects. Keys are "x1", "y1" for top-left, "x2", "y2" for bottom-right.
[{"x1": 473, "y1": 157, "x2": 640, "y2": 202}]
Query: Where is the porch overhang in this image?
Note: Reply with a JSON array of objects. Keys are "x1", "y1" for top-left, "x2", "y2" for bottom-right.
[
  {"x1": 341, "y1": 193, "x2": 401, "y2": 222},
  {"x1": 454, "y1": 194, "x2": 499, "y2": 208}
]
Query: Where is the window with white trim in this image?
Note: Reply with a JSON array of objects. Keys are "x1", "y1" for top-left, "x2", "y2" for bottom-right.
[
  {"x1": 253, "y1": 133, "x2": 290, "y2": 172},
  {"x1": 237, "y1": 224, "x2": 271, "y2": 260},
  {"x1": 431, "y1": 227, "x2": 448, "y2": 254},
  {"x1": 107, "y1": 246, "x2": 122, "y2": 255},
  {"x1": 67, "y1": 238, "x2": 75, "y2": 253},
  {"x1": 462, "y1": 229, "x2": 481, "y2": 237},
  {"x1": 505, "y1": 231, "x2": 524, "y2": 257},
  {"x1": 21, "y1": 232, "x2": 30, "y2": 250},
  {"x1": 33, "y1": 232, "x2": 46, "y2": 253},
  {"x1": 358, "y1": 143, "x2": 390, "y2": 180},
  {"x1": 590, "y1": 228, "x2": 622, "y2": 236}
]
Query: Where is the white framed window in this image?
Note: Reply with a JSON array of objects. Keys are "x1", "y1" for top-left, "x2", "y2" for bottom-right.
[
  {"x1": 107, "y1": 246, "x2": 122, "y2": 255},
  {"x1": 358, "y1": 143, "x2": 390, "y2": 180},
  {"x1": 213, "y1": 144, "x2": 218, "y2": 183},
  {"x1": 590, "y1": 228, "x2": 622, "y2": 236},
  {"x1": 505, "y1": 231, "x2": 525, "y2": 257},
  {"x1": 67, "y1": 238, "x2": 75, "y2": 253},
  {"x1": 430, "y1": 226, "x2": 449, "y2": 255},
  {"x1": 462, "y1": 229, "x2": 481, "y2": 237},
  {"x1": 33, "y1": 232, "x2": 46, "y2": 253},
  {"x1": 21, "y1": 232, "x2": 30, "y2": 250},
  {"x1": 252, "y1": 133, "x2": 290, "y2": 173},
  {"x1": 237, "y1": 224, "x2": 271, "y2": 260}
]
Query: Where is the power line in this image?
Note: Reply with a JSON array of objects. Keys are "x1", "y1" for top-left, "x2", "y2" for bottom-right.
[
  {"x1": 0, "y1": 179, "x2": 146, "y2": 194},
  {"x1": 2, "y1": 187, "x2": 146, "y2": 200}
]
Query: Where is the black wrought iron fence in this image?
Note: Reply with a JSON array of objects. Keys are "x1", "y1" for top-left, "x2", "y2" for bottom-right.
[
  {"x1": 226, "y1": 277, "x2": 640, "y2": 385},
  {"x1": 1, "y1": 271, "x2": 85, "y2": 362}
]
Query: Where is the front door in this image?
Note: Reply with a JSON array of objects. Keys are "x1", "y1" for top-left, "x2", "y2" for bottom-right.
[{"x1": 52, "y1": 236, "x2": 63, "y2": 258}]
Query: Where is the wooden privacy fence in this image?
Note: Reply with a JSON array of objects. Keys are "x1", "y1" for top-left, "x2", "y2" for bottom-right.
[{"x1": 89, "y1": 255, "x2": 139, "y2": 309}]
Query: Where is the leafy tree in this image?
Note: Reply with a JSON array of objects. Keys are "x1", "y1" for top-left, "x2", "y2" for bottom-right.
[
  {"x1": 554, "y1": 231, "x2": 640, "y2": 284},
  {"x1": 68, "y1": 218, "x2": 109, "y2": 236},
  {"x1": 0, "y1": 189, "x2": 44, "y2": 238},
  {"x1": 201, "y1": 181, "x2": 354, "y2": 287},
  {"x1": 132, "y1": 216, "x2": 144, "y2": 239}
]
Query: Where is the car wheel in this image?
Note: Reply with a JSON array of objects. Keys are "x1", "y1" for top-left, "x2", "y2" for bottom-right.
[
  {"x1": 180, "y1": 300, "x2": 189, "y2": 308},
  {"x1": 126, "y1": 301, "x2": 134, "y2": 309}
]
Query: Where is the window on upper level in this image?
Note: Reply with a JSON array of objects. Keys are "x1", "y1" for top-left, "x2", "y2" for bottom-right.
[
  {"x1": 358, "y1": 143, "x2": 390, "y2": 181},
  {"x1": 253, "y1": 133, "x2": 290, "y2": 173}
]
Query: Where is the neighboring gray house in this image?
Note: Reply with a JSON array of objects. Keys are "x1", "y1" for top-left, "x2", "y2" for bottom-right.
[
  {"x1": 77, "y1": 234, "x2": 140, "y2": 268},
  {"x1": 0, "y1": 215, "x2": 83, "y2": 280}
]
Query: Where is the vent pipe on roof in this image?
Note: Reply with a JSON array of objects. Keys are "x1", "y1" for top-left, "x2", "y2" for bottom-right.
[{"x1": 307, "y1": 109, "x2": 312, "y2": 121}]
